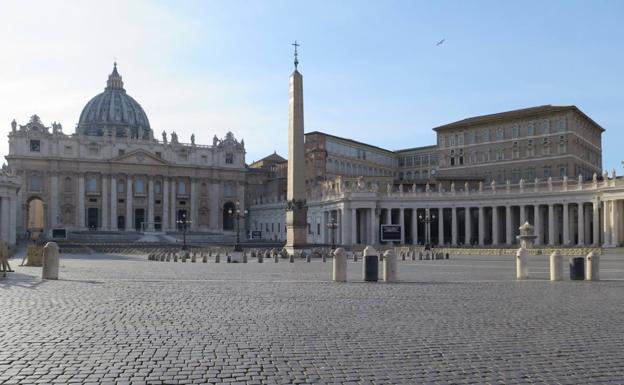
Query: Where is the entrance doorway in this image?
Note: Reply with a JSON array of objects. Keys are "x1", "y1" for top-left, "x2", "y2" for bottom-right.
[
  {"x1": 27, "y1": 197, "x2": 45, "y2": 240},
  {"x1": 87, "y1": 208, "x2": 99, "y2": 230},
  {"x1": 135, "y1": 208, "x2": 145, "y2": 231},
  {"x1": 223, "y1": 202, "x2": 235, "y2": 231}
]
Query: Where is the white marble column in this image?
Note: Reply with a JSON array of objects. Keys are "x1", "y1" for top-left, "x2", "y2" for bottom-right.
[
  {"x1": 492, "y1": 206, "x2": 499, "y2": 245},
  {"x1": 170, "y1": 179, "x2": 177, "y2": 230},
  {"x1": 519, "y1": 205, "x2": 526, "y2": 225},
  {"x1": 412, "y1": 208, "x2": 418, "y2": 245},
  {"x1": 126, "y1": 176, "x2": 133, "y2": 231},
  {"x1": 351, "y1": 208, "x2": 357, "y2": 245},
  {"x1": 451, "y1": 207, "x2": 457, "y2": 246},
  {"x1": 9, "y1": 197, "x2": 16, "y2": 245},
  {"x1": 385, "y1": 208, "x2": 391, "y2": 225},
  {"x1": 370, "y1": 208, "x2": 378, "y2": 245},
  {"x1": 399, "y1": 208, "x2": 405, "y2": 244},
  {"x1": 320, "y1": 210, "x2": 326, "y2": 244},
  {"x1": 478, "y1": 206, "x2": 485, "y2": 246},
  {"x1": 603, "y1": 201, "x2": 611, "y2": 246},
  {"x1": 548, "y1": 204, "x2": 555, "y2": 246},
  {"x1": 612, "y1": 200, "x2": 620, "y2": 246},
  {"x1": 110, "y1": 176, "x2": 118, "y2": 231},
  {"x1": 341, "y1": 208, "x2": 349, "y2": 245},
  {"x1": 336, "y1": 209, "x2": 342, "y2": 245},
  {"x1": 578, "y1": 202, "x2": 585, "y2": 246},
  {"x1": 562, "y1": 203, "x2": 570, "y2": 245},
  {"x1": 438, "y1": 207, "x2": 444, "y2": 246},
  {"x1": 0, "y1": 198, "x2": 9, "y2": 241},
  {"x1": 190, "y1": 179, "x2": 197, "y2": 230},
  {"x1": 78, "y1": 174, "x2": 85, "y2": 229},
  {"x1": 505, "y1": 206, "x2": 512, "y2": 245},
  {"x1": 593, "y1": 200, "x2": 600, "y2": 246},
  {"x1": 534, "y1": 205, "x2": 542, "y2": 245},
  {"x1": 465, "y1": 207, "x2": 472, "y2": 246},
  {"x1": 101, "y1": 176, "x2": 108, "y2": 230},
  {"x1": 148, "y1": 178, "x2": 155, "y2": 230},
  {"x1": 162, "y1": 178, "x2": 169, "y2": 231},
  {"x1": 50, "y1": 174, "x2": 59, "y2": 228}
]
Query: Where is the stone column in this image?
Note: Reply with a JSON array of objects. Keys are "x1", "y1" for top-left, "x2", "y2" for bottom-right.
[
  {"x1": 351, "y1": 208, "x2": 357, "y2": 245},
  {"x1": 593, "y1": 200, "x2": 600, "y2": 246},
  {"x1": 50, "y1": 174, "x2": 59, "y2": 228},
  {"x1": 126, "y1": 176, "x2": 133, "y2": 231},
  {"x1": 190, "y1": 179, "x2": 197, "y2": 230},
  {"x1": 412, "y1": 208, "x2": 418, "y2": 245},
  {"x1": 505, "y1": 205, "x2": 512, "y2": 245},
  {"x1": 170, "y1": 179, "x2": 177, "y2": 230},
  {"x1": 9, "y1": 197, "x2": 16, "y2": 246},
  {"x1": 385, "y1": 208, "x2": 391, "y2": 225},
  {"x1": 612, "y1": 200, "x2": 620, "y2": 246},
  {"x1": 370, "y1": 208, "x2": 378, "y2": 245},
  {"x1": 399, "y1": 208, "x2": 404, "y2": 244},
  {"x1": 78, "y1": 174, "x2": 85, "y2": 229},
  {"x1": 465, "y1": 207, "x2": 472, "y2": 246},
  {"x1": 492, "y1": 206, "x2": 499, "y2": 245},
  {"x1": 548, "y1": 204, "x2": 555, "y2": 245},
  {"x1": 534, "y1": 205, "x2": 542, "y2": 245},
  {"x1": 336, "y1": 209, "x2": 342, "y2": 245},
  {"x1": 602, "y1": 201, "x2": 611, "y2": 246},
  {"x1": 438, "y1": 207, "x2": 444, "y2": 246},
  {"x1": 562, "y1": 203, "x2": 569, "y2": 245},
  {"x1": 148, "y1": 178, "x2": 155, "y2": 230},
  {"x1": 162, "y1": 178, "x2": 169, "y2": 231},
  {"x1": 478, "y1": 206, "x2": 485, "y2": 246},
  {"x1": 110, "y1": 176, "x2": 118, "y2": 231},
  {"x1": 0, "y1": 198, "x2": 9, "y2": 241},
  {"x1": 578, "y1": 202, "x2": 585, "y2": 246},
  {"x1": 451, "y1": 207, "x2": 457, "y2": 246},
  {"x1": 100, "y1": 175, "x2": 108, "y2": 230},
  {"x1": 341, "y1": 208, "x2": 349, "y2": 246}
]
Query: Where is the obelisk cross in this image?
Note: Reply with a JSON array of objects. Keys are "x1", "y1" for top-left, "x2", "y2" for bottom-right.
[{"x1": 292, "y1": 41, "x2": 300, "y2": 70}]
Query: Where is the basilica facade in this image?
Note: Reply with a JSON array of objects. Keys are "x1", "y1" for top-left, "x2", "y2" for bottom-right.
[{"x1": 7, "y1": 64, "x2": 247, "y2": 239}]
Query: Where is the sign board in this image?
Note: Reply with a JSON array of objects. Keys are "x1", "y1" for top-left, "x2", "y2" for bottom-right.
[
  {"x1": 380, "y1": 225, "x2": 401, "y2": 242},
  {"x1": 250, "y1": 230, "x2": 262, "y2": 240},
  {"x1": 52, "y1": 228, "x2": 67, "y2": 239}
]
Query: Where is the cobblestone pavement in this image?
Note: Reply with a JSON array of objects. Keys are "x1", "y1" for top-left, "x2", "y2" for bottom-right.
[{"x1": 2, "y1": 251, "x2": 624, "y2": 384}]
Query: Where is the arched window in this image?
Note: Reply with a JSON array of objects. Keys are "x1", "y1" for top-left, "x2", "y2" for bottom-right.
[
  {"x1": 87, "y1": 176, "x2": 98, "y2": 192},
  {"x1": 64, "y1": 177, "x2": 72, "y2": 193},
  {"x1": 135, "y1": 179, "x2": 145, "y2": 194}
]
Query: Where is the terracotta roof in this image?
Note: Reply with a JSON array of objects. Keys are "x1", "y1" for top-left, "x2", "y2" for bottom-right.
[{"x1": 432, "y1": 105, "x2": 605, "y2": 132}]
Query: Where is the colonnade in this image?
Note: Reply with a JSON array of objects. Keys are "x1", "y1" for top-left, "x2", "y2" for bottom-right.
[{"x1": 312, "y1": 198, "x2": 624, "y2": 247}]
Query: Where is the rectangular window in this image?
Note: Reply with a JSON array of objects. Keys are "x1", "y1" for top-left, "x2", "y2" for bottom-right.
[
  {"x1": 512, "y1": 126, "x2": 519, "y2": 138},
  {"x1": 496, "y1": 129, "x2": 504, "y2": 141},
  {"x1": 527, "y1": 124, "x2": 534, "y2": 137},
  {"x1": 29, "y1": 176, "x2": 42, "y2": 191},
  {"x1": 30, "y1": 140, "x2": 41, "y2": 152}
]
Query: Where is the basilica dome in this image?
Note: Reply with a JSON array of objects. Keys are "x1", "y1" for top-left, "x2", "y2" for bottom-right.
[{"x1": 77, "y1": 63, "x2": 152, "y2": 139}]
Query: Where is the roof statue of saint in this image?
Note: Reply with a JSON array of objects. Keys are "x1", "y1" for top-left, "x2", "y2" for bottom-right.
[{"x1": 76, "y1": 62, "x2": 152, "y2": 139}]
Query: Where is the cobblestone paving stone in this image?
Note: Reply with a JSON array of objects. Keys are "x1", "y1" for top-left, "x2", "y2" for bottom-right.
[{"x1": 1, "y1": 252, "x2": 624, "y2": 384}]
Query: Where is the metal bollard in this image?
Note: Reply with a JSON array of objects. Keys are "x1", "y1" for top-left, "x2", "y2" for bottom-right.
[
  {"x1": 383, "y1": 249, "x2": 397, "y2": 282},
  {"x1": 549, "y1": 250, "x2": 563, "y2": 281},
  {"x1": 516, "y1": 248, "x2": 529, "y2": 280},
  {"x1": 569, "y1": 257, "x2": 584, "y2": 280},
  {"x1": 362, "y1": 245, "x2": 379, "y2": 282},
  {"x1": 42, "y1": 242, "x2": 60, "y2": 280},
  {"x1": 585, "y1": 251, "x2": 600, "y2": 281},
  {"x1": 332, "y1": 247, "x2": 347, "y2": 282}
]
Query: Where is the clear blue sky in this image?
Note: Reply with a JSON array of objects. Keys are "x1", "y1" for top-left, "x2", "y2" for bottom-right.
[{"x1": 1, "y1": 0, "x2": 622, "y2": 170}]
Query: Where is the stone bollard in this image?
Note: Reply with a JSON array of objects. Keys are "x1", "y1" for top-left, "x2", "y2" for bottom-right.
[
  {"x1": 383, "y1": 250, "x2": 397, "y2": 282},
  {"x1": 215, "y1": 254, "x2": 220, "y2": 263},
  {"x1": 362, "y1": 245, "x2": 379, "y2": 282},
  {"x1": 332, "y1": 247, "x2": 347, "y2": 282},
  {"x1": 202, "y1": 255, "x2": 208, "y2": 263},
  {"x1": 586, "y1": 251, "x2": 600, "y2": 281},
  {"x1": 42, "y1": 242, "x2": 60, "y2": 280},
  {"x1": 516, "y1": 248, "x2": 529, "y2": 280},
  {"x1": 549, "y1": 250, "x2": 563, "y2": 281}
]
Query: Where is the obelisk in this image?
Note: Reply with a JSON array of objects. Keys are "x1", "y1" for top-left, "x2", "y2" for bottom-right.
[{"x1": 285, "y1": 41, "x2": 308, "y2": 255}]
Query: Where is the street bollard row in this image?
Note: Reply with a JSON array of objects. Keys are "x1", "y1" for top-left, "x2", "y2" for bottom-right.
[
  {"x1": 332, "y1": 245, "x2": 397, "y2": 283},
  {"x1": 516, "y1": 250, "x2": 600, "y2": 281}
]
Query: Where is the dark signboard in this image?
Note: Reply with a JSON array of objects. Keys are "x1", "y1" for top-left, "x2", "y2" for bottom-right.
[
  {"x1": 250, "y1": 230, "x2": 262, "y2": 240},
  {"x1": 380, "y1": 225, "x2": 401, "y2": 242},
  {"x1": 52, "y1": 228, "x2": 67, "y2": 239}
]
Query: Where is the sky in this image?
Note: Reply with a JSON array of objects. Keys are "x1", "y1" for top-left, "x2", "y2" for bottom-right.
[{"x1": 1, "y1": 0, "x2": 623, "y2": 170}]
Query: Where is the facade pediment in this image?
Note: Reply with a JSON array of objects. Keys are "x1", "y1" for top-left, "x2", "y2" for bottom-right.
[{"x1": 111, "y1": 149, "x2": 168, "y2": 165}]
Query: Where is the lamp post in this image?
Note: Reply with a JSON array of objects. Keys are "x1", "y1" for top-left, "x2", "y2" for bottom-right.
[
  {"x1": 326, "y1": 217, "x2": 338, "y2": 251},
  {"x1": 176, "y1": 212, "x2": 191, "y2": 251},
  {"x1": 228, "y1": 201, "x2": 248, "y2": 252},
  {"x1": 418, "y1": 209, "x2": 436, "y2": 251}
]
